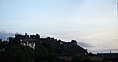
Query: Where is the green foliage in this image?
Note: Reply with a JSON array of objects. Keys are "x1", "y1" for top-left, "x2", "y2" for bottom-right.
[
  {"x1": 0, "y1": 45, "x2": 35, "y2": 62},
  {"x1": 0, "y1": 39, "x2": 88, "y2": 62}
]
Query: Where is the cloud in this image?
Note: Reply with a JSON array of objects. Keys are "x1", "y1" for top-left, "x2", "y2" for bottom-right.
[
  {"x1": 50, "y1": 28, "x2": 118, "y2": 53},
  {"x1": 0, "y1": 31, "x2": 14, "y2": 40},
  {"x1": 88, "y1": 48, "x2": 118, "y2": 53},
  {"x1": 77, "y1": 42, "x2": 94, "y2": 48},
  {"x1": 101, "y1": 49, "x2": 118, "y2": 53}
]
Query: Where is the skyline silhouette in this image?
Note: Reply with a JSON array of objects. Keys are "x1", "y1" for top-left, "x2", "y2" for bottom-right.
[
  {"x1": 0, "y1": 0, "x2": 118, "y2": 53},
  {"x1": 0, "y1": 32, "x2": 118, "y2": 54},
  {"x1": 0, "y1": 33, "x2": 118, "y2": 62}
]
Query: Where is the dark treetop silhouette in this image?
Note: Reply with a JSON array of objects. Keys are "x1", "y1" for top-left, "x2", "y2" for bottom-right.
[{"x1": 0, "y1": 33, "x2": 118, "y2": 62}]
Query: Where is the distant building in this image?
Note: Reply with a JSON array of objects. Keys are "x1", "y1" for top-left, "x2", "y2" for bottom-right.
[
  {"x1": 2, "y1": 33, "x2": 118, "y2": 62},
  {"x1": 62, "y1": 41, "x2": 77, "y2": 46},
  {"x1": 57, "y1": 54, "x2": 73, "y2": 62},
  {"x1": 87, "y1": 53, "x2": 104, "y2": 62},
  {"x1": 8, "y1": 33, "x2": 40, "y2": 49},
  {"x1": 86, "y1": 52, "x2": 118, "y2": 62},
  {"x1": 97, "y1": 53, "x2": 118, "y2": 61}
]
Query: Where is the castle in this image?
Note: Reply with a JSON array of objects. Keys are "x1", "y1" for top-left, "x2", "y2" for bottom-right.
[
  {"x1": 8, "y1": 33, "x2": 79, "y2": 49},
  {"x1": 1, "y1": 33, "x2": 117, "y2": 62}
]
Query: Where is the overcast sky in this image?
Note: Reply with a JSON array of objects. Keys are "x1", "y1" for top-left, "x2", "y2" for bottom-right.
[{"x1": 0, "y1": 0, "x2": 118, "y2": 53}]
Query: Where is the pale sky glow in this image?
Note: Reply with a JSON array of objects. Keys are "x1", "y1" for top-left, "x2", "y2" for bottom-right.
[{"x1": 0, "y1": 0, "x2": 118, "y2": 53}]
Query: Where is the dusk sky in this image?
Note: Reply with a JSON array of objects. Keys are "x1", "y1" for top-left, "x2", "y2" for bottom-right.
[{"x1": 0, "y1": 0, "x2": 118, "y2": 53}]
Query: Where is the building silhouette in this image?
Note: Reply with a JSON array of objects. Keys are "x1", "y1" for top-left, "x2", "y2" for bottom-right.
[{"x1": 0, "y1": 33, "x2": 118, "y2": 62}]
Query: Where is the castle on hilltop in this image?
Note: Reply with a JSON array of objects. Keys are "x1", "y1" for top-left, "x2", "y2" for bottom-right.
[
  {"x1": 1, "y1": 33, "x2": 117, "y2": 62},
  {"x1": 8, "y1": 33, "x2": 79, "y2": 48},
  {"x1": 8, "y1": 33, "x2": 87, "y2": 52}
]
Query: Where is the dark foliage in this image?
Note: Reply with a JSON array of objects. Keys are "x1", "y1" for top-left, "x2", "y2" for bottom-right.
[{"x1": 0, "y1": 38, "x2": 87, "y2": 62}]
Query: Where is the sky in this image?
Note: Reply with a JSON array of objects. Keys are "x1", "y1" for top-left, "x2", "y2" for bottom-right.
[{"x1": 0, "y1": 0, "x2": 118, "y2": 53}]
